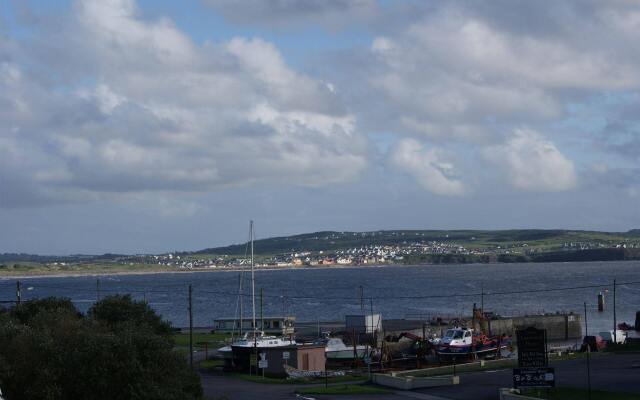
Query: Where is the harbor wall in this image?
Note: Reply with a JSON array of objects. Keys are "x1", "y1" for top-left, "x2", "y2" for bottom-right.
[{"x1": 488, "y1": 314, "x2": 582, "y2": 341}]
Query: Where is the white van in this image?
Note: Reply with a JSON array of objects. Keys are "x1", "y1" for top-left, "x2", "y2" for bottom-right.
[{"x1": 599, "y1": 330, "x2": 627, "y2": 344}]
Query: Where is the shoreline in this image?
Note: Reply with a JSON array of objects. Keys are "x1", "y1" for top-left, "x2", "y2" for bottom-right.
[{"x1": 0, "y1": 259, "x2": 637, "y2": 280}]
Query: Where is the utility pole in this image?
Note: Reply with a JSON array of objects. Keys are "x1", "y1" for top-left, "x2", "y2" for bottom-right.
[
  {"x1": 613, "y1": 279, "x2": 617, "y2": 345},
  {"x1": 189, "y1": 284, "x2": 193, "y2": 369},
  {"x1": 251, "y1": 221, "x2": 256, "y2": 339},
  {"x1": 260, "y1": 288, "x2": 264, "y2": 332},
  {"x1": 481, "y1": 283, "x2": 484, "y2": 313},
  {"x1": 250, "y1": 221, "x2": 258, "y2": 376},
  {"x1": 370, "y1": 297, "x2": 375, "y2": 336},
  {"x1": 16, "y1": 281, "x2": 21, "y2": 305},
  {"x1": 369, "y1": 296, "x2": 375, "y2": 381},
  {"x1": 282, "y1": 289, "x2": 286, "y2": 317},
  {"x1": 239, "y1": 273, "x2": 243, "y2": 337},
  {"x1": 584, "y1": 302, "x2": 592, "y2": 400}
]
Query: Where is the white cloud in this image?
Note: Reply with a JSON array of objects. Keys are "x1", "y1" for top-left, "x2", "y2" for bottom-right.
[
  {"x1": 0, "y1": 0, "x2": 367, "y2": 207},
  {"x1": 391, "y1": 139, "x2": 466, "y2": 196},
  {"x1": 364, "y1": 3, "x2": 640, "y2": 143},
  {"x1": 484, "y1": 129, "x2": 577, "y2": 192}
]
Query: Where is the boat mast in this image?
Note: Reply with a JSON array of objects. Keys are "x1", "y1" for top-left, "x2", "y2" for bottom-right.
[
  {"x1": 238, "y1": 272, "x2": 243, "y2": 337},
  {"x1": 251, "y1": 220, "x2": 256, "y2": 343}
]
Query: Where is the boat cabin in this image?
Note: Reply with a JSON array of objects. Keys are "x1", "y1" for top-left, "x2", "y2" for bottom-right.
[
  {"x1": 441, "y1": 328, "x2": 474, "y2": 346},
  {"x1": 214, "y1": 316, "x2": 295, "y2": 335}
]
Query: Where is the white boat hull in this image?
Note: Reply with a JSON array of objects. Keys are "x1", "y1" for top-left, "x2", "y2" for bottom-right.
[{"x1": 326, "y1": 348, "x2": 367, "y2": 360}]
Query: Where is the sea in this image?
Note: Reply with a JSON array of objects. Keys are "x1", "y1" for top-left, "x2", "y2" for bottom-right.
[{"x1": 1, "y1": 261, "x2": 639, "y2": 334}]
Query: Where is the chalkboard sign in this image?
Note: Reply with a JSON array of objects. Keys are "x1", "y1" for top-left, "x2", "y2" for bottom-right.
[
  {"x1": 516, "y1": 327, "x2": 548, "y2": 368},
  {"x1": 513, "y1": 367, "x2": 555, "y2": 388}
]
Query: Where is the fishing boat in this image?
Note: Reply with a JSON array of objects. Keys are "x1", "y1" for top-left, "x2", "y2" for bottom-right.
[{"x1": 436, "y1": 327, "x2": 507, "y2": 360}]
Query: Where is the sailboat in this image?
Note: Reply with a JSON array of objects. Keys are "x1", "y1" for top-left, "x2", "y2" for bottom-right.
[{"x1": 226, "y1": 222, "x2": 294, "y2": 363}]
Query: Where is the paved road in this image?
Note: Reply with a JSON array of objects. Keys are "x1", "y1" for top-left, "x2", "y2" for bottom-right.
[
  {"x1": 199, "y1": 372, "x2": 409, "y2": 400},
  {"x1": 200, "y1": 353, "x2": 640, "y2": 400},
  {"x1": 416, "y1": 353, "x2": 640, "y2": 400}
]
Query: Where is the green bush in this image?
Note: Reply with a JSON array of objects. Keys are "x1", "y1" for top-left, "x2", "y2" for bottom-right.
[{"x1": 0, "y1": 296, "x2": 202, "y2": 400}]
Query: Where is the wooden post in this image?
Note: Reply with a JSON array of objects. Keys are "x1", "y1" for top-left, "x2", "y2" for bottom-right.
[
  {"x1": 16, "y1": 281, "x2": 21, "y2": 305},
  {"x1": 96, "y1": 278, "x2": 100, "y2": 302},
  {"x1": 453, "y1": 356, "x2": 456, "y2": 377}
]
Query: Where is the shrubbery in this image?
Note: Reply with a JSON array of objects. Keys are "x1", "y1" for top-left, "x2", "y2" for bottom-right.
[{"x1": 0, "y1": 295, "x2": 202, "y2": 400}]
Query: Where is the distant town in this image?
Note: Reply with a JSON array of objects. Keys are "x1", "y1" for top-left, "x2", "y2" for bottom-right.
[
  {"x1": 5, "y1": 229, "x2": 639, "y2": 275},
  {"x1": 145, "y1": 234, "x2": 640, "y2": 270}
]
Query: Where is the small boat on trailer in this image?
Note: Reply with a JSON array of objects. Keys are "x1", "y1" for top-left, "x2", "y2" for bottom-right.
[
  {"x1": 313, "y1": 337, "x2": 368, "y2": 361},
  {"x1": 436, "y1": 327, "x2": 508, "y2": 361}
]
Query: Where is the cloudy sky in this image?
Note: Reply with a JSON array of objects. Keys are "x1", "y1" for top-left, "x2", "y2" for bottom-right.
[{"x1": 1, "y1": 0, "x2": 639, "y2": 254}]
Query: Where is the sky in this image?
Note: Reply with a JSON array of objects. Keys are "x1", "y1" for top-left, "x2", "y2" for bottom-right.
[{"x1": 1, "y1": 0, "x2": 639, "y2": 255}]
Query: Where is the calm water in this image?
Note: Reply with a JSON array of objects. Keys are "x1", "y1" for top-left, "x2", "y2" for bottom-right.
[{"x1": 1, "y1": 261, "x2": 639, "y2": 334}]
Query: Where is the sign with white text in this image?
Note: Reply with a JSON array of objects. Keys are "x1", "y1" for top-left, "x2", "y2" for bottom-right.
[
  {"x1": 513, "y1": 368, "x2": 555, "y2": 388},
  {"x1": 517, "y1": 327, "x2": 548, "y2": 368}
]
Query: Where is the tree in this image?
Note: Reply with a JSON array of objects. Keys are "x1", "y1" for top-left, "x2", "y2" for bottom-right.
[
  {"x1": 88, "y1": 294, "x2": 173, "y2": 338},
  {"x1": 9, "y1": 297, "x2": 79, "y2": 324},
  {"x1": 0, "y1": 297, "x2": 202, "y2": 400}
]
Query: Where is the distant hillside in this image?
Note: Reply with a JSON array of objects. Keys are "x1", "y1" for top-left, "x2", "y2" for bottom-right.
[
  {"x1": 194, "y1": 229, "x2": 639, "y2": 256},
  {"x1": 3, "y1": 229, "x2": 638, "y2": 261},
  {"x1": 0, "y1": 253, "x2": 126, "y2": 263}
]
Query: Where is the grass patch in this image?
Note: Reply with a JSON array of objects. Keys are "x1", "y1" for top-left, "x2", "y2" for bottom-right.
[
  {"x1": 607, "y1": 342, "x2": 640, "y2": 353},
  {"x1": 296, "y1": 384, "x2": 390, "y2": 395},
  {"x1": 200, "y1": 359, "x2": 225, "y2": 369},
  {"x1": 524, "y1": 387, "x2": 640, "y2": 400},
  {"x1": 395, "y1": 358, "x2": 517, "y2": 377},
  {"x1": 172, "y1": 332, "x2": 230, "y2": 347},
  {"x1": 231, "y1": 373, "x2": 308, "y2": 384},
  {"x1": 230, "y1": 373, "x2": 364, "y2": 385}
]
